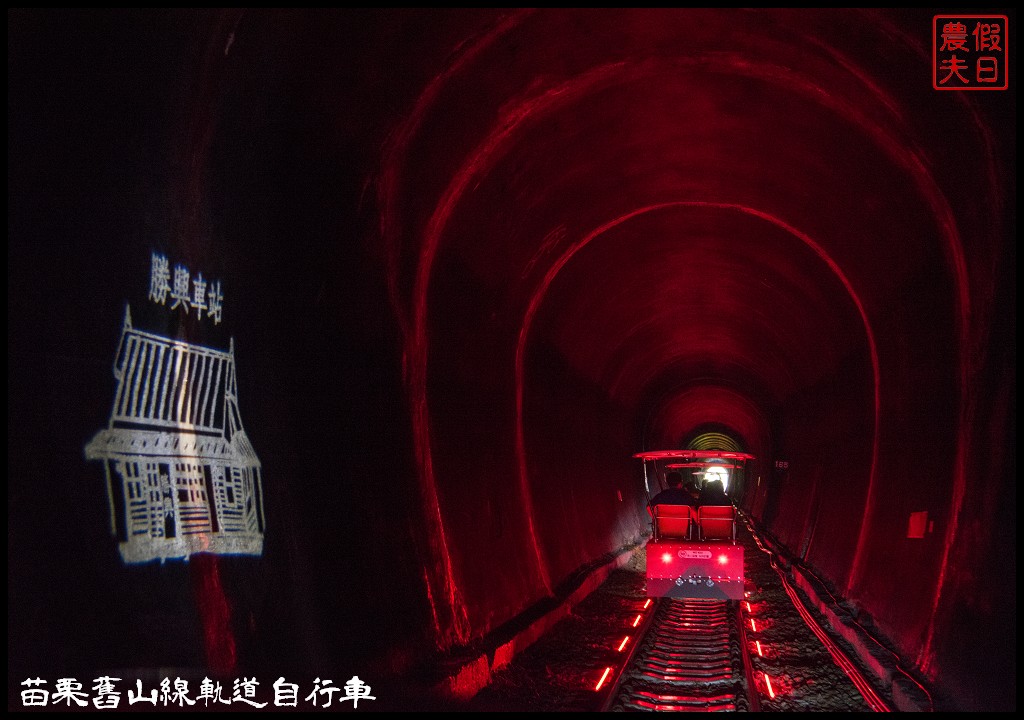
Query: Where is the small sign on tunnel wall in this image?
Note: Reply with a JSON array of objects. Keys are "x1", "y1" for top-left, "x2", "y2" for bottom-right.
[{"x1": 907, "y1": 510, "x2": 928, "y2": 539}]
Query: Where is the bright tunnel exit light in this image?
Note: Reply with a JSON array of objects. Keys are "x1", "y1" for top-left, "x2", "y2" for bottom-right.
[{"x1": 705, "y1": 465, "x2": 729, "y2": 491}]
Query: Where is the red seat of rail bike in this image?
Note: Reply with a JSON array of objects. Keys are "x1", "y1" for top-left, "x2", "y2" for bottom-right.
[
  {"x1": 698, "y1": 505, "x2": 736, "y2": 542},
  {"x1": 654, "y1": 504, "x2": 693, "y2": 540}
]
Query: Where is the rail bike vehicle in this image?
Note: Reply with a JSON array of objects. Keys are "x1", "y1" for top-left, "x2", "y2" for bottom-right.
[{"x1": 633, "y1": 450, "x2": 755, "y2": 600}]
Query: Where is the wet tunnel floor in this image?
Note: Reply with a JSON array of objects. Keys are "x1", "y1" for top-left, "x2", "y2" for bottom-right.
[{"x1": 466, "y1": 522, "x2": 879, "y2": 712}]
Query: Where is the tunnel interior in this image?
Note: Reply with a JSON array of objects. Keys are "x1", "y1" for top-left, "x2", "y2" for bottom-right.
[{"x1": 8, "y1": 8, "x2": 1015, "y2": 712}]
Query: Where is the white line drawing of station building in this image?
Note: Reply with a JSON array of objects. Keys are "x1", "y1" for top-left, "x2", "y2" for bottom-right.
[{"x1": 85, "y1": 307, "x2": 265, "y2": 563}]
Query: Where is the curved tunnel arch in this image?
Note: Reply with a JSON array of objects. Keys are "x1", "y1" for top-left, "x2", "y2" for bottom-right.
[
  {"x1": 513, "y1": 202, "x2": 883, "y2": 596},
  {"x1": 390, "y1": 15, "x2": 978, "y2": 653},
  {"x1": 7, "y1": 8, "x2": 1014, "y2": 713},
  {"x1": 686, "y1": 431, "x2": 745, "y2": 454},
  {"x1": 653, "y1": 388, "x2": 769, "y2": 461}
]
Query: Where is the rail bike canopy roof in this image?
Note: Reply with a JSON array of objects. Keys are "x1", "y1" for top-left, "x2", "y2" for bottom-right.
[
  {"x1": 665, "y1": 462, "x2": 741, "y2": 469},
  {"x1": 633, "y1": 450, "x2": 755, "y2": 461}
]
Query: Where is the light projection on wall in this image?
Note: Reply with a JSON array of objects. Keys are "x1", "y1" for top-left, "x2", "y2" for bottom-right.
[
  {"x1": 85, "y1": 306, "x2": 265, "y2": 563},
  {"x1": 148, "y1": 252, "x2": 224, "y2": 323}
]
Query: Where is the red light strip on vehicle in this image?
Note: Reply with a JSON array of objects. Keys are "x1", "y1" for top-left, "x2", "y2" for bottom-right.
[{"x1": 595, "y1": 667, "x2": 612, "y2": 691}]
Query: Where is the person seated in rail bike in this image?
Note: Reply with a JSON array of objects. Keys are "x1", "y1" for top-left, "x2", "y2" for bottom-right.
[
  {"x1": 683, "y1": 477, "x2": 701, "y2": 504},
  {"x1": 648, "y1": 471, "x2": 696, "y2": 516},
  {"x1": 697, "y1": 477, "x2": 730, "y2": 506}
]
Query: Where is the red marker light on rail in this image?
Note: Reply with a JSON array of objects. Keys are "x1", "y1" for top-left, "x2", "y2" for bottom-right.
[
  {"x1": 755, "y1": 640, "x2": 763, "y2": 656},
  {"x1": 764, "y1": 673, "x2": 776, "y2": 699},
  {"x1": 643, "y1": 599, "x2": 652, "y2": 609},
  {"x1": 750, "y1": 618, "x2": 757, "y2": 632},
  {"x1": 595, "y1": 667, "x2": 612, "y2": 691},
  {"x1": 745, "y1": 601, "x2": 752, "y2": 613},
  {"x1": 617, "y1": 636, "x2": 630, "y2": 652},
  {"x1": 632, "y1": 614, "x2": 642, "y2": 628}
]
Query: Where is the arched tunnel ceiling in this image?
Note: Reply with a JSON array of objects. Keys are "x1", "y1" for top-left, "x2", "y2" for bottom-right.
[
  {"x1": 687, "y1": 431, "x2": 745, "y2": 453},
  {"x1": 651, "y1": 386, "x2": 769, "y2": 457},
  {"x1": 527, "y1": 206, "x2": 866, "y2": 411},
  {"x1": 6, "y1": 8, "x2": 1014, "y2": 711},
  {"x1": 407, "y1": 8, "x2": 973, "y2": 445}
]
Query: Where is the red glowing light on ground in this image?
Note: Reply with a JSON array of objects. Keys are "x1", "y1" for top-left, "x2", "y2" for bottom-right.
[
  {"x1": 750, "y1": 618, "x2": 757, "y2": 632},
  {"x1": 190, "y1": 554, "x2": 237, "y2": 675},
  {"x1": 632, "y1": 614, "x2": 642, "y2": 627},
  {"x1": 643, "y1": 599, "x2": 652, "y2": 609},
  {"x1": 756, "y1": 640, "x2": 764, "y2": 656},
  {"x1": 595, "y1": 667, "x2": 612, "y2": 691},
  {"x1": 746, "y1": 601, "x2": 752, "y2": 613},
  {"x1": 617, "y1": 636, "x2": 630, "y2": 652},
  {"x1": 764, "y1": 673, "x2": 776, "y2": 699}
]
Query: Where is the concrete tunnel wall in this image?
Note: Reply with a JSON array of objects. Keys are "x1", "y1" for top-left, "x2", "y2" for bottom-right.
[{"x1": 8, "y1": 8, "x2": 1014, "y2": 712}]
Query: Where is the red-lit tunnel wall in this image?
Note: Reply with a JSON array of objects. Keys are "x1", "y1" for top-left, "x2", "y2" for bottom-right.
[
  {"x1": 8, "y1": 8, "x2": 1013, "y2": 712},
  {"x1": 379, "y1": 9, "x2": 1014, "y2": 711}
]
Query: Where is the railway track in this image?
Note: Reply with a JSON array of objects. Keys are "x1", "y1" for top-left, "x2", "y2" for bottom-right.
[{"x1": 601, "y1": 598, "x2": 759, "y2": 712}]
